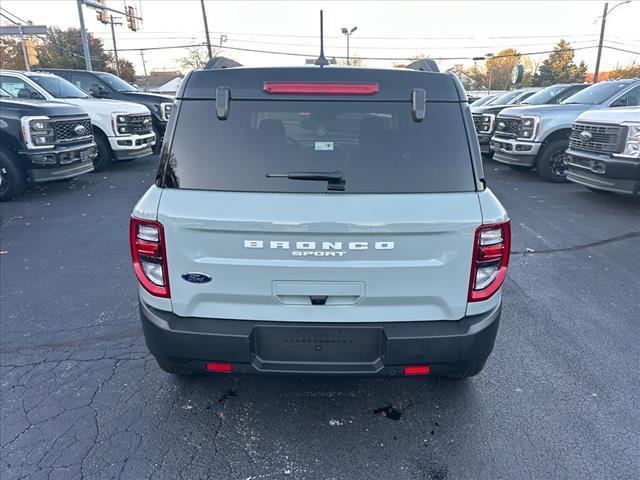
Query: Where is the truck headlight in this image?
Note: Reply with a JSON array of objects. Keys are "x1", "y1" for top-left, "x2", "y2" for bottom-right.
[
  {"x1": 20, "y1": 116, "x2": 55, "y2": 149},
  {"x1": 619, "y1": 123, "x2": 640, "y2": 159},
  {"x1": 111, "y1": 112, "x2": 129, "y2": 136},
  {"x1": 477, "y1": 113, "x2": 495, "y2": 133},
  {"x1": 158, "y1": 102, "x2": 173, "y2": 122},
  {"x1": 516, "y1": 116, "x2": 540, "y2": 140}
]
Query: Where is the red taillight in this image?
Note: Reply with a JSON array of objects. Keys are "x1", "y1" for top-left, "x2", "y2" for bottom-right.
[
  {"x1": 205, "y1": 362, "x2": 233, "y2": 373},
  {"x1": 130, "y1": 217, "x2": 170, "y2": 298},
  {"x1": 263, "y1": 82, "x2": 379, "y2": 95},
  {"x1": 468, "y1": 221, "x2": 511, "y2": 302},
  {"x1": 403, "y1": 365, "x2": 431, "y2": 375}
]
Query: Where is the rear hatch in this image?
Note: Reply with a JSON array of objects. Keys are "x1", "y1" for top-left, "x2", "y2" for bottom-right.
[{"x1": 157, "y1": 69, "x2": 482, "y2": 322}]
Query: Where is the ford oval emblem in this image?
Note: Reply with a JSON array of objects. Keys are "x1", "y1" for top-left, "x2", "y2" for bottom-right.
[
  {"x1": 74, "y1": 124, "x2": 87, "y2": 136},
  {"x1": 579, "y1": 131, "x2": 593, "y2": 141},
  {"x1": 181, "y1": 272, "x2": 212, "y2": 284},
  {"x1": 497, "y1": 122, "x2": 506, "y2": 130}
]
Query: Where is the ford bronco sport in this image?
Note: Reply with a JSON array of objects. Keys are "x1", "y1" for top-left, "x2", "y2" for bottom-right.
[{"x1": 131, "y1": 65, "x2": 510, "y2": 379}]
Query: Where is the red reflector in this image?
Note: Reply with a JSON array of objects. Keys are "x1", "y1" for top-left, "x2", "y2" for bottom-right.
[
  {"x1": 205, "y1": 362, "x2": 233, "y2": 373},
  {"x1": 403, "y1": 365, "x2": 431, "y2": 375},
  {"x1": 263, "y1": 82, "x2": 379, "y2": 95}
]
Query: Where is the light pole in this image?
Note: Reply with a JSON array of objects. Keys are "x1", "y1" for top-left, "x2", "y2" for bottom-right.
[
  {"x1": 485, "y1": 53, "x2": 495, "y2": 94},
  {"x1": 594, "y1": 0, "x2": 630, "y2": 83},
  {"x1": 200, "y1": 0, "x2": 213, "y2": 60},
  {"x1": 341, "y1": 26, "x2": 357, "y2": 65}
]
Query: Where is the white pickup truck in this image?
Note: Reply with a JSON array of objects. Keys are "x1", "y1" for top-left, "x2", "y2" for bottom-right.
[{"x1": 0, "y1": 70, "x2": 156, "y2": 171}]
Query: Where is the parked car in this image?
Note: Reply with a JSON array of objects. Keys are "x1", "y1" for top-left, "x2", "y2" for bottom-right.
[
  {"x1": 0, "y1": 70, "x2": 155, "y2": 171},
  {"x1": 37, "y1": 69, "x2": 173, "y2": 151},
  {"x1": 490, "y1": 79, "x2": 640, "y2": 182},
  {"x1": 0, "y1": 87, "x2": 96, "y2": 201},
  {"x1": 469, "y1": 93, "x2": 499, "y2": 107},
  {"x1": 566, "y1": 106, "x2": 640, "y2": 194},
  {"x1": 131, "y1": 64, "x2": 510, "y2": 379},
  {"x1": 471, "y1": 88, "x2": 541, "y2": 154}
]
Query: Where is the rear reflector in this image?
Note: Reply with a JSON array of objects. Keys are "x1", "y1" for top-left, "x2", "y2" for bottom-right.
[
  {"x1": 403, "y1": 365, "x2": 431, "y2": 375},
  {"x1": 205, "y1": 362, "x2": 233, "y2": 373},
  {"x1": 263, "y1": 82, "x2": 379, "y2": 95}
]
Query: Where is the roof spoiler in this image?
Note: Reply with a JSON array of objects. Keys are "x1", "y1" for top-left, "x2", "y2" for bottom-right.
[
  {"x1": 203, "y1": 56, "x2": 243, "y2": 70},
  {"x1": 405, "y1": 59, "x2": 440, "y2": 73}
]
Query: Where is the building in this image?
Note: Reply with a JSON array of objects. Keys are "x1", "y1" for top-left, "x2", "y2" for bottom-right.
[{"x1": 135, "y1": 70, "x2": 183, "y2": 95}]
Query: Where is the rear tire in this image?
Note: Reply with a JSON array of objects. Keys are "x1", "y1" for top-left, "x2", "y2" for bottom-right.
[
  {"x1": 508, "y1": 164, "x2": 533, "y2": 172},
  {"x1": 0, "y1": 149, "x2": 27, "y2": 202},
  {"x1": 93, "y1": 132, "x2": 112, "y2": 172},
  {"x1": 537, "y1": 139, "x2": 570, "y2": 183},
  {"x1": 156, "y1": 359, "x2": 196, "y2": 376},
  {"x1": 446, "y1": 361, "x2": 487, "y2": 380}
]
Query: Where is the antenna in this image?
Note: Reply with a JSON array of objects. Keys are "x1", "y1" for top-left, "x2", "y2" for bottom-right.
[{"x1": 314, "y1": 10, "x2": 329, "y2": 67}]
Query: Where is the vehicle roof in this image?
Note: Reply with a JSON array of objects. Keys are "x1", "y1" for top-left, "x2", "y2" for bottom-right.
[
  {"x1": 178, "y1": 66, "x2": 466, "y2": 102},
  {"x1": 0, "y1": 69, "x2": 58, "y2": 77}
]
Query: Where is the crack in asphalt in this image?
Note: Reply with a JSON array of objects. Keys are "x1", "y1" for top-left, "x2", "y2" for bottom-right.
[{"x1": 511, "y1": 231, "x2": 640, "y2": 255}]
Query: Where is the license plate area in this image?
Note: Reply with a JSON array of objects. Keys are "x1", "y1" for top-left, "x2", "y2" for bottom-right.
[{"x1": 252, "y1": 325, "x2": 384, "y2": 373}]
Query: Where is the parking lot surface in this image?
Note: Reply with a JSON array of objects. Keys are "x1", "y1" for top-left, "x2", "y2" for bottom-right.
[{"x1": 1, "y1": 155, "x2": 639, "y2": 480}]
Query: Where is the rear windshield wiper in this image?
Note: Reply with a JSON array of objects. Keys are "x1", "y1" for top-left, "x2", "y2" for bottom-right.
[{"x1": 266, "y1": 171, "x2": 346, "y2": 191}]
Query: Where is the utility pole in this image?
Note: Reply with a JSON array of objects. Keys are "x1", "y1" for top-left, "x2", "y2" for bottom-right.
[
  {"x1": 1, "y1": 24, "x2": 47, "y2": 70},
  {"x1": 18, "y1": 25, "x2": 30, "y2": 71},
  {"x1": 200, "y1": 0, "x2": 213, "y2": 60},
  {"x1": 109, "y1": 15, "x2": 122, "y2": 76},
  {"x1": 593, "y1": 0, "x2": 631, "y2": 83},
  {"x1": 140, "y1": 50, "x2": 148, "y2": 92},
  {"x1": 76, "y1": 0, "x2": 92, "y2": 70}
]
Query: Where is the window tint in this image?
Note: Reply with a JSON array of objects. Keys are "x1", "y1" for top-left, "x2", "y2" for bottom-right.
[
  {"x1": 163, "y1": 100, "x2": 476, "y2": 194},
  {"x1": 67, "y1": 72, "x2": 100, "y2": 94},
  {"x1": 562, "y1": 82, "x2": 632, "y2": 105},
  {"x1": 489, "y1": 91, "x2": 522, "y2": 106},
  {"x1": 611, "y1": 85, "x2": 640, "y2": 107},
  {"x1": 0, "y1": 75, "x2": 43, "y2": 99},
  {"x1": 28, "y1": 74, "x2": 88, "y2": 99},
  {"x1": 95, "y1": 72, "x2": 137, "y2": 92}
]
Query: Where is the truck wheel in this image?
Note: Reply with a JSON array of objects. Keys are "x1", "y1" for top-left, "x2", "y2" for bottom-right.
[
  {"x1": 156, "y1": 359, "x2": 196, "y2": 376},
  {"x1": 508, "y1": 164, "x2": 533, "y2": 172},
  {"x1": 93, "y1": 132, "x2": 112, "y2": 172},
  {"x1": 0, "y1": 150, "x2": 27, "y2": 202},
  {"x1": 446, "y1": 360, "x2": 487, "y2": 380},
  {"x1": 537, "y1": 139, "x2": 570, "y2": 183}
]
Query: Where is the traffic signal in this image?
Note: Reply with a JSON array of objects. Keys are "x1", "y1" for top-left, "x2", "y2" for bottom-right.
[
  {"x1": 96, "y1": 0, "x2": 108, "y2": 24},
  {"x1": 25, "y1": 39, "x2": 39, "y2": 66},
  {"x1": 126, "y1": 6, "x2": 138, "y2": 31}
]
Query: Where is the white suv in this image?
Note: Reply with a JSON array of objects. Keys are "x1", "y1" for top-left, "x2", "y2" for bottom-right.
[{"x1": 0, "y1": 70, "x2": 156, "y2": 171}]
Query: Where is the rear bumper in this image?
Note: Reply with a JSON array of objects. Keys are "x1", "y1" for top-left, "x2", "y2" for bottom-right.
[
  {"x1": 140, "y1": 300, "x2": 501, "y2": 376},
  {"x1": 490, "y1": 137, "x2": 541, "y2": 167},
  {"x1": 566, "y1": 148, "x2": 640, "y2": 195}
]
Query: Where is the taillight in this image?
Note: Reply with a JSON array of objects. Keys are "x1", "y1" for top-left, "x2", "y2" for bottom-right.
[
  {"x1": 468, "y1": 221, "x2": 511, "y2": 302},
  {"x1": 263, "y1": 82, "x2": 379, "y2": 95},
  {"x1": 130, "y1": 217, "x2": 170, "y2": 298}
]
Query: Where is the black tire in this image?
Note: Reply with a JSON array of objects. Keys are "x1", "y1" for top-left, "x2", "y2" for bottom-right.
[
  {"x1": 156, "y1": 359, "x2": 196, "y2": 376},
  {"x1": 508, "y1": 164, "x2": 533, "y2": 172},
  {"x1": 537, "y1": 139, "x2": 570, "y2": 183},
  {"x1": 586, "y1": 186, "x2": 613, "y2": 195},
  {"x1": 92, "y1": 132, "x2": 112, "y2": 172},
  {"x1": 446, "y1": 361, "x2": 487, "y2": 380},
  {"x1": 0, "y1": 149, "x2": 28, "y2": 202}
]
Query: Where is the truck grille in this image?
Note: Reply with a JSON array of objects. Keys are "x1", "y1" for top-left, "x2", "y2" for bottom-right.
[
  {"x1": 122, "y1": 114, "x2": 153, "y2": 135},
  {"x1": 569, "y1": 123, "x2": 624, "y2": 153},
  {"x1": 494, "y1": 117, "x2": 521, "y2": 137},
  {"x1": 53, "y1": 118, "x2": 93, "y2": 143}
]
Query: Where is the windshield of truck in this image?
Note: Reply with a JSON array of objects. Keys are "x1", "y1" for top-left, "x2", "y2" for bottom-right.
[
  {"x1": 470, "y1": 95, "x2": 496, "y2": 107},
  {"x1": 521, "y1": 85, "x2": 567, "y2": 104},
  {"x1": 29, "y1": 74, "x2": 88, "y2": 99},
  {"x1": 162, "y1": 100, "x2": 476, "y2": 194},
  {"x1": 95, "y1": 72, "x2": 137, "y2": 92},
  {"x1": 488, "y1": 91, "x2": 522, "y2": 105},
  {"x1": 562, "y1": 82, "x2": 631, "y2": 105}
]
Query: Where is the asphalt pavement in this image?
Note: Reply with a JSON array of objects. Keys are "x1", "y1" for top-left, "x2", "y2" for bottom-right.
[{"x1": 1, "y1": 155, "x2": 639, "y2": 480}]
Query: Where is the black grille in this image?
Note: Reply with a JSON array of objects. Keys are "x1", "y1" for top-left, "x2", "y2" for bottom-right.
[
  {"x1": 122, "y1": 114, "x2": 153, "y2": 135},
  {"x1": 494, "y1": 117, "x2": 521, "y2": 137},
  {"x1": 53, "y1": 118, "x2": 92, "y2": 143},
  {"x1": 570, "y1": 123, "x2": 624, "y2": 153}
]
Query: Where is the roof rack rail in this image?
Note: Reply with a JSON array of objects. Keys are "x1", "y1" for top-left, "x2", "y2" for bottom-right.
[
  {"x1": 405, "y1": 59, "x2": 440, "y2": 73},
  {"x1": 203, "y1": 56, "x2": 243, "y2": 70}
]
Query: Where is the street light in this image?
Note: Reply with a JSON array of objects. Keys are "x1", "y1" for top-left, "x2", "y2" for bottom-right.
[
  {"x1": 594, "y1": 1, "x2": 631, "y2": 83},
  {"x1": 341, "y1": 26, "x2": 357, "y2": 65}
]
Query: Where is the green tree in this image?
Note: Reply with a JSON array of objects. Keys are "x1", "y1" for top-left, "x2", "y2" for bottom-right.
[
  {"x1": 0, "y1": 38, "x2": 26, "y2": 70},
  {"x1": 38, "y1": 27, "x2": 112, "y2": 71},
  {"x1": 607, "y1": 61, "x2": 640, "y2": 80},
  {"x1": 533, "y1": 39, "x2": 587, "y2": 86}
]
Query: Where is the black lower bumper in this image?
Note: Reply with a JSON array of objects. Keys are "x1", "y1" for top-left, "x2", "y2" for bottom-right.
[
  {"x1": 26, "y1": 143, "x2": 96, "y2": 183},
  {"x1": 140, "y1": 301, "x2": 501, "y2": 377},
  {"x1": 566, "y1": 149, "x2": 640, "y2": 195}
]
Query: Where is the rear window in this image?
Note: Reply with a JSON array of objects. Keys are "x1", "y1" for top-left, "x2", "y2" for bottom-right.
[{"x1": 162, "y1": 100, "x2": 476, "y2": 193}]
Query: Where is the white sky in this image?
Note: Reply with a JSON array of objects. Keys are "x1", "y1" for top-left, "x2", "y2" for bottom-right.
[{"x1": 2, "y1": 0, "x2": 639, "y2": 75}]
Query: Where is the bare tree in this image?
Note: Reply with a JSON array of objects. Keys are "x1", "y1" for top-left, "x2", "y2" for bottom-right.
[{"x1": 177, "y1": 46, "x2": 216, "y2": 71}]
